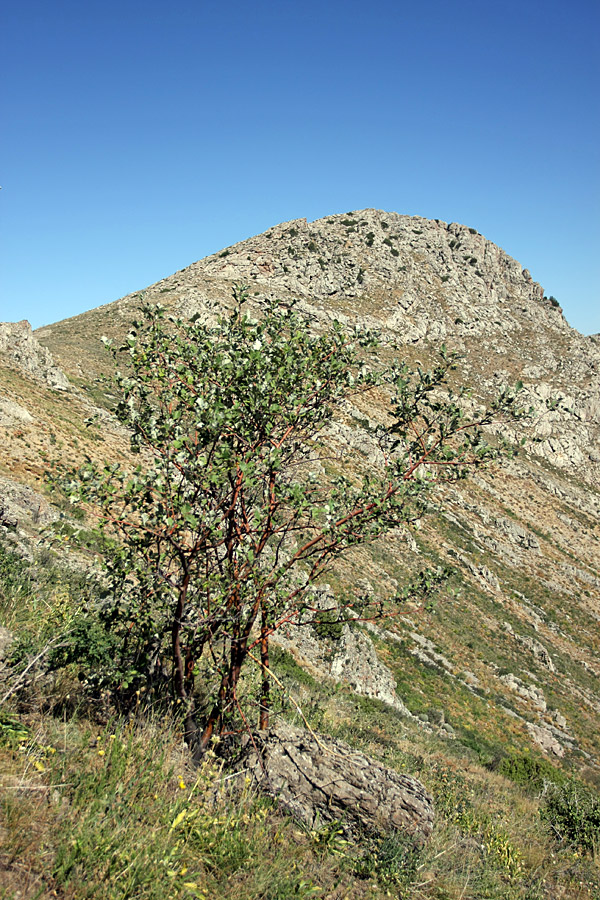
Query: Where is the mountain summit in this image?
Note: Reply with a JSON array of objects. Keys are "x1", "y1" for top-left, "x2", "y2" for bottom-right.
[{"x1": 37, "y1": 210, "x2": 600, "y2": 485}]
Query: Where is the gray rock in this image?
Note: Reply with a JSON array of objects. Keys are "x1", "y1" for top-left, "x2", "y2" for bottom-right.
[
  {"x1": 0, "y1": 320, "x2": 70, "y2": 390},
  {"x1": 526, "y1": 722, "x2": 565, "y2": 757},
  {"x1": 0, "y1": 475, "x2": 59, "y2": 528},
  {"x1": 0, "y1": 398, "x2": 34, "y2": 426},
  {"x1": 499, "y1": 673, "x2": 547, "y2": 711},
  {"x1": 504, "y1": 623, "x2": 556, "y2": 672},
  {"x1": 0, "y1": 627, "x2": 14, "y2": 660},
  {"x1": 243, "y1": 721, "x2": 434, "y2": 839},
  {"x1": 272, "y1": 587, "x2": 411, "y2": 715}
]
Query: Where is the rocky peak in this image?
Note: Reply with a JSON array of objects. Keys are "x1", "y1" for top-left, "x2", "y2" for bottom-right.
[
  {"x1": 139, "y1": 210, "x2": 599, "y2": 486},
  {"x1": 0, "y1": 320, "x2": 70, "y2": 390}
]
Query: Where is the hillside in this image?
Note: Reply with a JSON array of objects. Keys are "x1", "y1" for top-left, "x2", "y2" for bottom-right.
[{"x1": 1, "y1": 210, "x2": 599, "y2": 899}]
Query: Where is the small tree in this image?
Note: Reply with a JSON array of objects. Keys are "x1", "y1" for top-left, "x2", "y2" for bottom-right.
[{"x1": 62, "y1": 287, "x2": 520, "y2": 752}]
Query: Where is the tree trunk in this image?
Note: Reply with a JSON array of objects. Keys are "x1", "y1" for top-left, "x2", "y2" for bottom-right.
[{"x1": 259, "y1": 614, "x2": 270, "y2": 730}]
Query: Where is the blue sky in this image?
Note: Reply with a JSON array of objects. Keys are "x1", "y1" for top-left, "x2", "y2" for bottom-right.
[{"x1": 1, "y1": 0, "x2": 599, "y2": 334}]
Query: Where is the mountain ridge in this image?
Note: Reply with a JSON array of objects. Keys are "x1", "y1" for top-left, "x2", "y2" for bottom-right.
[{"x1": 35, "y1": 210, "x2": 600, "y2": 487}]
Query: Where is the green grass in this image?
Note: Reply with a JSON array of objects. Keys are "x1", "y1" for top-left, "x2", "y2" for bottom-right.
[{"x1": 2, "y1": 531, "x2": 600, "y2": 900}]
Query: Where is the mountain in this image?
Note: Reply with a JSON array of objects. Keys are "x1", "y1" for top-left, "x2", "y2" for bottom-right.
[{"x1": 1, "y1": 210, "x2": 599, "y2": 899}]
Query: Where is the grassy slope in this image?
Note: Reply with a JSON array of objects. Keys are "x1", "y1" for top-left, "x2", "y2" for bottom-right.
[{"x1": 1, "y1": 545, "x2": 599, "y2": 900}]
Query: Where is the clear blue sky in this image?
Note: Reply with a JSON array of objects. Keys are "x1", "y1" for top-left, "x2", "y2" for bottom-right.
[{"x1": 1, "y1": 0, "x2": 599, "y2": 334}]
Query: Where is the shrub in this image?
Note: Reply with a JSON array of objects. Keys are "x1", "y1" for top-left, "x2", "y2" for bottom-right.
[
  {"x1": 493, "y1": 750, "x2": 564, "y2": 793},
  {"x1": 58, "y1": 287, "x2": 524, "y2": 753},
  {"x1": 312, "y1": 608, "x2": 346, "y2": 642},
  {"x1": 541, "y1": 781, "x2": 600, "y2": 853}
]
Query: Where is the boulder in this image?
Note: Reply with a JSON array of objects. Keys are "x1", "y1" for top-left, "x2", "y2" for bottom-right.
[{"x1": 243, "y1": 721, "x2": 434, "y2": 840}]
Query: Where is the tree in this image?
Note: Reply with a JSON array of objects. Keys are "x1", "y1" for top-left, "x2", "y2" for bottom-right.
[{"x1": 62, "y1": 287, "x2": 521, "y2": 753}]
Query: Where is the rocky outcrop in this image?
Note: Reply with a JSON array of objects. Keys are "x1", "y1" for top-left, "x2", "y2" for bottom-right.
[
  {"x1": 272, "y1": 587, "x2": 411, "y2": 715},
  {"x1": 243, "y1": 721, "x2": 434, "y2": 840},
  {"x1": 0, "y1": 475, "x2": 59, "y2": 530},
  {"x1": 504, "y1": 623, "x2": 556, "y2": 672},
  {"x1": 0, "y1": 320, "x2": 70, "y2": 389}
]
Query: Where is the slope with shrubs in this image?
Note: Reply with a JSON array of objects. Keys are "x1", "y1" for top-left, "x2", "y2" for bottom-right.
[
  {"x1": 1, "y1": 542, "x2": 599, "y2": 900},
  {"x1": 1, "y1": 210, "x2": 600, "y2": 898}
]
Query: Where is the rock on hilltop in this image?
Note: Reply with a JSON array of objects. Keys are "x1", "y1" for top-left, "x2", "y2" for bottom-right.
[
  {"x1": 38, "y1": 209, "x2": 600, "y2": 484},
  {"x1": 0, "y1": 320, "x2": 70, "y2": 391}
]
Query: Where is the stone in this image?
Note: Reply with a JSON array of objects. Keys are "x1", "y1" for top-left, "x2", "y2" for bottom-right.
[
  {"x1": 504, "y1": 624, "x2": 556, "y2": 672},
  {"x1": 499, "y1": 673, "x2": 547, "y2": 711},
  {"x1": 272, "y1": 587, "x2": 411, "y2": 715},
  {"x1": 0, "y1": 398, "x2": 34, "y2": 426},
  {"x1": 242, "y1": 722, "x2": 434, "y2": 840},
  {"x1": 526, "y1": 722, "x2": 565, "y2": 757},
  {"x1": 0, "y1": 475, "x2": 59, "y2": 528},
  {"x1": 0, "y1": 627, "x2": 14, "y2": 660},
  {"x1": 0, "y1": 320, "x2": 70, "y2": 390}
]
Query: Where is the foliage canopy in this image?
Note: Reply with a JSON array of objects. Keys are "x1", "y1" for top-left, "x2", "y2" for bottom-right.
[{"x1": 62, "y1": 287, "x2": 521, "y2": 752}]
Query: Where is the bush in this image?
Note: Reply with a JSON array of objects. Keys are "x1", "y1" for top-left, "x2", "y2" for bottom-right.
[
  {"x1": 493, "y1": 750, "x2": 564, "y2": 793},
  {"x1": 541, "y1": 780, "x2": 600, "y2": 853},
  {"x1": 58, "y1": 287, "x2": 524, "y2": 752}
]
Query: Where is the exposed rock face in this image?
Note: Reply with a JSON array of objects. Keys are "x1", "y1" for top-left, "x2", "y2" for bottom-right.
[
  {"x1": 526, "y1": 723, "x2": 565, "y2": 758},
  {"x1": 0, "y1": 320, "x2": 70, "y2": 390},
  {"x1": 0, "y1": 398, "x2": 34, "y2": 427},
  {"x1": 37, "y1": 210, "x2": 600, "y2": 485},
  {"x1": 243, "y1": 722, "x2": 434, "y2": 840},
  {"x1": 272, "y1": 587, "x2": 411, "y2": 715},
  {"x1": 504, "y1": 622, "x2": 556, "y2": 672},
  {"x1": 0, "y1": 475, "x2": 59, "y2": 529}
]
